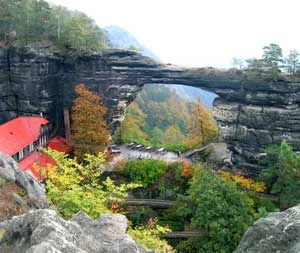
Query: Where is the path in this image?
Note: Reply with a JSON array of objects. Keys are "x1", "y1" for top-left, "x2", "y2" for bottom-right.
[
  {"x1": 124, "y1": 199, "x2": 174, "y2": 208},
  {"x1": 103, "y1": 144, "x2": 186, "y2": 171}
]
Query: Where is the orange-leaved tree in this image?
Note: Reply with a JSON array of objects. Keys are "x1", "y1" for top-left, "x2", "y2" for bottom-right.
[
  {"x1": 72, "y1": 84, "x2": 109, "y2": 159},
  {"x1": 187, "y1": 102, "x2": 219, "y2": 147}
]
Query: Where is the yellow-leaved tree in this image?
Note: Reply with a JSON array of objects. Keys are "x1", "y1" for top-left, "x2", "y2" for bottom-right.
[
  {"x1": 188, "y1": 102, "x2": 219, "y2": 147},
  {"x1": 72, "y1": 84, "x2": 109, "y2": 159},
  {"x1": 42, "y1": 148, "x2": 140, "y2": 218}
]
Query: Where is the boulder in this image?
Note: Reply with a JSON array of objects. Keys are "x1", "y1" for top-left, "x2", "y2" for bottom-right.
[
  {"x1": 0, "y1": 209, "x2": 153, "y2": 253},
  {"x1": 235, "y1": 204, "x2": 300, "y2": 253},
  {"x1": 0, "y1": 152, "x2": 47, "y2": 208}
]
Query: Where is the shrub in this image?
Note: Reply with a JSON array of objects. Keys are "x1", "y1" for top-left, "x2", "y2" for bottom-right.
[
  {"x1": 128, "y1": 218, "x2": 174, "y2": 253},
  {"x1": 218, "y1": 171, "x2": 266, "y2": 192},
  {"x1": 42, "y1": 149, "x2": 139, "y2": 219},
  {"x1": 123, "y1": 160, "x2": 167, "y2": 187}
]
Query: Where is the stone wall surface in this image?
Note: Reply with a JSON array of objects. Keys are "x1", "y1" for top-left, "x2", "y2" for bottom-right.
[{"x1": 1, "y1": 46, "x2": 300, "y2": 173}]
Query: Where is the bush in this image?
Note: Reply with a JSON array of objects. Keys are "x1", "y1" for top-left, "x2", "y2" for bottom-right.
[
  {"x1": 42, "y1": 149, "x2": 139, "y2": 219},
  {"x1": 128, "y1": 218, "x2": 174, "y2": 253},
  {"x1": 123, "y1": 160, "x2": 168, "y2": 187}
]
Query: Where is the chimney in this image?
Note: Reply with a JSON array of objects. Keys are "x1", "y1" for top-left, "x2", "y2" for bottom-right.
[{"x1": 64, "y1": 107, "x2": 71, "y2": 145}]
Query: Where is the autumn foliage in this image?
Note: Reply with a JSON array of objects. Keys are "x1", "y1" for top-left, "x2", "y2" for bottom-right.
[
  {"x1": 188, "y1": 102, "x2": 219, "y2": 147},
  {"x1": 72, "y1": 84, "x2": 109, "y2": 159},
  {"x1": 180, "y1": 160, "x2": 193, "y2": 178},
  {"x1": 218, "y1": 171, "x2": 266, "y2": 193}
]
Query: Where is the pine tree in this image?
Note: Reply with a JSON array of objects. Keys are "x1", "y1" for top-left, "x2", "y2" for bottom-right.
[{"x1": 71, "y1": 84, "x2": 109, "y2": 159}]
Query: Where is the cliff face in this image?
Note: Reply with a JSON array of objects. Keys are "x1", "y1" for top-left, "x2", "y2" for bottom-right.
[
  {"x1": 0, "y1": 152, "x2": 47, "y2": 209},
  {"x1": 1, "y1": 46, "x2": 300, "y2": 174}
]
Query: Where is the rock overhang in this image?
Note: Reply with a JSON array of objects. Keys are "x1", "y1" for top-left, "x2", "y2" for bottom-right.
[{"x1": 1, "y1": 45, "x2": 300, "y2": 175}]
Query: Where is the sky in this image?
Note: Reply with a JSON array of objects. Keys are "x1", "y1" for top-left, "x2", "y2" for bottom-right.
[{"x1": 49, "y1": 0, "x2": 300, "y2": 68}]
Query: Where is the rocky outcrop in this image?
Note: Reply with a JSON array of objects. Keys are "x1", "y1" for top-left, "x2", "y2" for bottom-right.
[
  {"x1": 184, "y1": 142, "x2": 231, "y2": 166},
  {"x1": 1, "y1": 45, "x2": 300, "y2": 174},
  {"x1": 0, "y1": 152, "x2": 47, "y2": 208},
  {"x1": 235, "y1": 204, "x2": 300, "y2": 253},
  {"x1": 0, "y1": 209, "x2": 153, "y2": 253}
]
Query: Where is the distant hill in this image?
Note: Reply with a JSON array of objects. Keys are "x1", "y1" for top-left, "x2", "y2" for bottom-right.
[
  {"x1": 103, "y1": 25, "x2": 217, "y2": 108},
  {"x1": 168, "y1": 85, "x2": 217, "y2": 108},
  {"x1": 103, "y1": 25, "x2": 160, "y2": 61}
]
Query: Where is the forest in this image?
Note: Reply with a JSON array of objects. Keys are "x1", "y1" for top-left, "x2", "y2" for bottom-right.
[
  {"x1": 114, "y1": 84, "x2": 218, "y2": 152},
  {"x1": 0, "y1": 0, "x2": 108, "y2": 51}
]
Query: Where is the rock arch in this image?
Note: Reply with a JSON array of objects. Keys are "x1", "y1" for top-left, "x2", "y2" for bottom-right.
[{"x1": 1, "y1": 46, "x2": 300, "y2": 173}]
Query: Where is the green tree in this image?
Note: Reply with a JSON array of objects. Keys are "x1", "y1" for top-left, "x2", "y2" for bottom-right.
[
  {"x1": 262, "y1": 43, "x2": 283, "y2": 79},
  {"x1": 245, "y1": 58, "x2": 264, "y2": 70},
  {"x1": 285, "y1": 49, "x2": 300, "y2": 76},
  {"x1": 0, "y1": 0, "x2": 108, "y2": 51},
  {"x1": 260, "y1": 141, "x2": 300, "y2": 209},
  {"x1": 72, "y1": 84, "x2": 109, "y2": 159},
  {"x1": 150, "y1": 127, "x2": 163, "y2": 146},
  {"x1": 177, "y1": 165, "x2": 254, "y2": 252},
  {"x1": 0, "y1": 0, "x2": 20, "y2": 41}
]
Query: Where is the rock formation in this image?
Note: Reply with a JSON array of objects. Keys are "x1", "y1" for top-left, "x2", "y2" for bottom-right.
[
  {"x1": 235, "y1": 204, "x2": 300, "y2": 253},
  {"x1": 0, "y1": 152, "x2": 47, "y2": 208},
  {"x1": 0, "y1": 209, "x2": 153, "y2": 253},
  {"x1": 1, "y1": 45, "x2": 300, "y2": 174}
]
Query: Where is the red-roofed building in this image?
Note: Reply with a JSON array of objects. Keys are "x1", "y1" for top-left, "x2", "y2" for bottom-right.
[
  {"x1": 0, "y1": 116, "x2": 51, "y2": 161},
  {"x1": 0, "y1": 116, "x2": 71, "y2": 181},
  {"x1": 48, "y1": 136, "x2": 72, "y2": 154},
  {"x1": 18, "y1": 151, "x2": 56, "y2": 181}
]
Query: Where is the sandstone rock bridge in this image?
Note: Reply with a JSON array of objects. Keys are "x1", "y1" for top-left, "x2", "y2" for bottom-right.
[{"x1": 1, "y1": 46, "x2": 300, "y2": 174}]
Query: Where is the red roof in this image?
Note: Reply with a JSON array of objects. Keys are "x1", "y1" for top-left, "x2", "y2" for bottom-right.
[
  {"x1": 48, "y1": 136, "x2": 72, "y2": 154},
  {"x1": 19, "y1": 151, "x2": 56, "y2": 181},
  {"x1": 0, "y1": 117, "x2": 49, "y2": 156}
]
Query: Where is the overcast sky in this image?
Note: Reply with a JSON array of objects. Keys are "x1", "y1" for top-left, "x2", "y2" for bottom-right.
[{"x1": 49, "y1": 0, "x2": 300, "y2": 68}]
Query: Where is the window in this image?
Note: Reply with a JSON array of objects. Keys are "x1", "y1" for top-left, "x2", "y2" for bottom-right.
[
  {"x1": 24, "y1": 146, "x2": 30, "y2": 156},
  {"x1": 12, "y1": 153, "x2": 19, "y2": 162}
]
